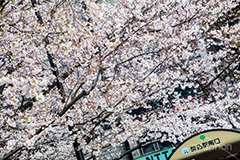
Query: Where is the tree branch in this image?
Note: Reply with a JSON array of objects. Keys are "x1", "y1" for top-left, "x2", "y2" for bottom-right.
[
  {"x1": 207, "y1": 4, "x2": 240, "y2": 32},
  {"x1": 101, "y1": 12, "x2": 159, "y2": 61},
  {"x1": 172, "y1": 9, "x2": 200, "y2": 27},
  {"x1": 204, "y1": 54, "x2": 239, "y2": 89},
  {"x1": 58, "y1": 90, "x2": 87, "y2": 117},
  {"x1": 59, "y1": 67, "x2": 101, "y2": 116},
  {"x1": 1, "y1": 146, "x2": 25, "y2": 160},
  {"x1": 42, "y1": 64, "x2": 81, "y2": 95}
]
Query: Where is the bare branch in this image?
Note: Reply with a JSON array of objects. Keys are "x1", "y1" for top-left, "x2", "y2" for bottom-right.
[
  {"x1": 204, "y1": 54, "x2": 240, "y2": 90},
  {"x1": 101, "y1": 12, "x2": 159, "y2": 61},
  {"x1": 58, "y1": 90, "x2": 87, "y2": 117},
  {"x1": 59, "y1": 67, "x2": 101, "y2": 116},
  {"x1": 1, "y1": 146, "x2": 25, "y2": 160},
  {"x1": 172, "y1": 9, "x2": 201, "y2": 27}
]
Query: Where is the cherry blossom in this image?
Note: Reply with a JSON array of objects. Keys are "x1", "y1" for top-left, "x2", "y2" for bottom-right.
[{"x1": 0, "y1": 0, "x2": 239, "y2": 159}]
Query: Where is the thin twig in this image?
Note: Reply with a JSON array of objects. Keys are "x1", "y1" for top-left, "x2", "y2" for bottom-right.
[{"x1": 172, "y1": 9, "x2": 201, "y2": 27}]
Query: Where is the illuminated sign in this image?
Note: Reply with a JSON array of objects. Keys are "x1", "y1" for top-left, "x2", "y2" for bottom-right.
[
  {"x1": 135, "y1": 147, "x2": 175, "y2": 160},
  {"x1": 168, "y1": 129, "x2": 240, "y2": 160}
]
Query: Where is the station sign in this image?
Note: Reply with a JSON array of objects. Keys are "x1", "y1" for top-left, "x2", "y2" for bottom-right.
[{"x1": 168, "y1": 129, "x2": 240, "y2": 160}]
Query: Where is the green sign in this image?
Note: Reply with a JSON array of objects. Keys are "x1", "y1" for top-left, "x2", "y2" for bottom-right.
[
  {"x1": 168, "y1": 129, "x2": 240, "y2": 160},
  {"x1": 135, "y1": 147, "x2": 175, "y2": 160}
]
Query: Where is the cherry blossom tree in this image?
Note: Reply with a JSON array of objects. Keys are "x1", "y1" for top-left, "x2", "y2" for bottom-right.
[{"x1": 0, "y1": 0, "x2": 239, "y2": 159}]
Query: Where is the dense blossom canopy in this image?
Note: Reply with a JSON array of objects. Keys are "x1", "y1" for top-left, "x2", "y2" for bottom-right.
[{"x1": 0, "y1": 0, "x2": 239, "y2": 159}]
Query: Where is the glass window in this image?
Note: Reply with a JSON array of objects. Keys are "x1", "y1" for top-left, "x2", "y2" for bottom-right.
[{"x1": 142, "y1": 143, "x2": 155, "y2": 154}]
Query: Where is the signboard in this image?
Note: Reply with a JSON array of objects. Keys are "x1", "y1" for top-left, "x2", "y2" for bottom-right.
[
  {"x1": 168, "y1": 129, "x2": 240, "y2": 160},
  {"x1": 135, "y1": 147, "x2": 175, "y2": 160}
]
